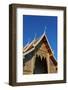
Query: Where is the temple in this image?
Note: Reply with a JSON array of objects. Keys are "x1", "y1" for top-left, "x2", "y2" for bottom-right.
[{"x1": 23, "y1": 32, "x2": 57, "y2": 75}]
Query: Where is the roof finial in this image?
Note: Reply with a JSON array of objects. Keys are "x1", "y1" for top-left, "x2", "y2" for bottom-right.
[
  {"x1": 34, "y1": 33, "x2": 36, "y2": 41},
  {"x1": 44, "y1": 26, "x2": 47, "y2": 34},
  {"x1": 24, "y1": 41, "x2": 29, "y2": 49}
]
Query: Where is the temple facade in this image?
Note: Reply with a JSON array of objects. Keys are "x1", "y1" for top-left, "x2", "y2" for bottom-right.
[{"x1": 23, "y1": 32, "x2": 57, "y2": 75}]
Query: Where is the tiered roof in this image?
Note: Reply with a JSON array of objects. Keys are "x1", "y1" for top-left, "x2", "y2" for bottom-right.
[{"x1": 23, "y1": 32, "x2": 57, "y2": 65}]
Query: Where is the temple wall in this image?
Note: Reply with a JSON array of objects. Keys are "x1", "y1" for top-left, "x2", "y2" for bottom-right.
[
  {"x1": 23, "y1": 42, "x2": 57, "y2": 74},
  {"x1": 23, "y1": 58, "x2": 32, "y2": 74},
  {"x1": 23, "y1": 53, "x2": 35, "y2": 75},
  {"x1": 49, "y1": 59, "x2": 57, "y2": 73}
]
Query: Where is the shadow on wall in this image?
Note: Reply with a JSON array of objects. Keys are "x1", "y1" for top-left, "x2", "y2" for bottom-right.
[{"x1": 33, "y1": 55, "x2": 48, "y2": 74}]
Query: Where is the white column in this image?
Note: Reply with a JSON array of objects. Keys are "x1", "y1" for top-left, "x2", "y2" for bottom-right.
[
  {"x1": 31, "y1": 53, "x2": 36, "y2": 74},
  {"x1": 46, "y1": 53, "x2": 50, "y2": 73}
]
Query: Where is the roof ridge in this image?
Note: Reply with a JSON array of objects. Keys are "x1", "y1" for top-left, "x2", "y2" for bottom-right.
[
  {"x1": 23, "y1": 42, "x2": 29, "y2": 49},
  {"x1": 23, "y1": 32, "x2": 57, "y2": 61},
  {"x1": 23, "y1": 38, "x2": 36, "y2": 52}
]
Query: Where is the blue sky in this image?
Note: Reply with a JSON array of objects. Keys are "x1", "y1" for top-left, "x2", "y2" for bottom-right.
[{"x1": 23, "y1": 15, "x2": 57, "y2": 60}]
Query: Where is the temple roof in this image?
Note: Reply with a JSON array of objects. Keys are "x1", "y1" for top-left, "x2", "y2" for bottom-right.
[{"x1": 23, "y1": 32, "x2": 57, "y2": 65}]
